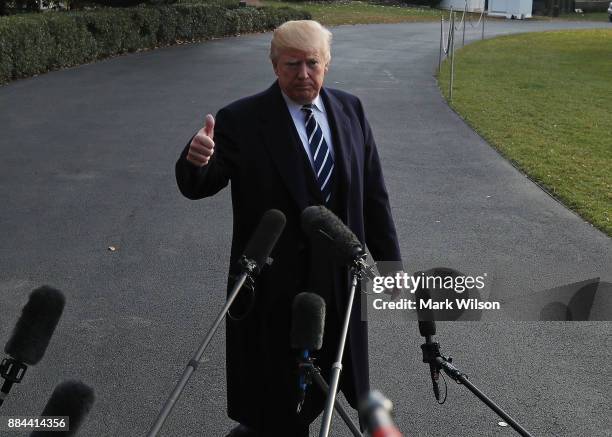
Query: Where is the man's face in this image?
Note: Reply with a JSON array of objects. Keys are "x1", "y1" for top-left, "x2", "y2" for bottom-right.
[{"x1": 273, "y1": 48, "x2": 328, "y2": 104}]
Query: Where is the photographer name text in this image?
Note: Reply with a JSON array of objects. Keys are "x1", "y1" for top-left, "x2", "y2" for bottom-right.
[{"x1": 372, "y1": 298, "x2": 500, "y2": 311}]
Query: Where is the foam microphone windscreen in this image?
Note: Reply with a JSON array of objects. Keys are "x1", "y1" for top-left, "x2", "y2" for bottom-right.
[
  {"x1": 4, "y1": 286, "x2": 65, "y2": 365},
  {"x1": 360, "y1": 391, "x2": 403, "y2": 437},
  {"x1": 243, "y1": 209, "x2": 287, "y2": 274},
  {"x1": 414, "y1": 279, "x2": 436, "y2": 337},
  {"x1": 300, "y1": 205, "x2": 363, "y2": 264},
  {"x1": 30, "y1": 380, "x2": 95, "y2": 437},
  {"x1": 290, "y1": 293, "x2": 326, "y2": 351}
]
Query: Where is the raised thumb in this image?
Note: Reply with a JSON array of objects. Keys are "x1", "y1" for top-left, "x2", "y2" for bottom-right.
[{"x1": 204, "y1": 114, "x2": 215, "y2": 138}]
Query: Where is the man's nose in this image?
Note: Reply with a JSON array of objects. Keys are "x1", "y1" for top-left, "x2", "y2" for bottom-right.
[{"x1": 297, "y1": 62, "x2": 309, "y2": 79}]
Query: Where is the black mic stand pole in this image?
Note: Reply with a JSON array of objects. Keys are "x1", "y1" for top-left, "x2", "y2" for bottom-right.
[
  {"x1": 421, "y1": 342, "x2": 534, "y2": 437},
  {"x1": 319, "y1": 255, "x2": 372, "y2": 437},
  {"x1": 0, "y1": 359, "x2": 27, "y2": 408},
  {"x1": 147, "y1": 256, "x2": 257, "y2": 437}
]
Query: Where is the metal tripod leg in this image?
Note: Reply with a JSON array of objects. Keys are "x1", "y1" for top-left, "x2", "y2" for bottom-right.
[{"x1": 308, "y1": 365, "x2": 363, "y2": 437}]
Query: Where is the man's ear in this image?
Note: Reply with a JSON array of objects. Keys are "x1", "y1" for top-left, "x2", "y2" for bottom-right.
[{"x1": 272, "y1": 60, "x2": 279, "y2": 77}]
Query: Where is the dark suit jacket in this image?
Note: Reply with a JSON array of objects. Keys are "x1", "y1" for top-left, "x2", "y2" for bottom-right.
[{"x1": 175, "y1": 81, "x2": 401, "y2": 431}]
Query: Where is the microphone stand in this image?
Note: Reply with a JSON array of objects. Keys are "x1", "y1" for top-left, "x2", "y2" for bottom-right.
[
  {"x1": 319, "y1": 254, "x2": 372, "y2": 437},
  {"x1": 146, "y1": 256, "x2": 257, "y2": 437},
  {"x1": 421, "y1": 340, "x2": 535, "y2": 437},
  {"x1": 299, "y1": 360, "x2": 363, "y2": 437},
  {"x1": 0, "y1": 358, "x2": 27, "y2": 408}
]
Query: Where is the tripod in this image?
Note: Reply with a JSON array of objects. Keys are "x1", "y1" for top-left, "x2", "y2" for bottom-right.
[
  {"x1": 421, "y1": 339, "x2": 535, "y2": 437},
  {"x1": 319, "y1": 255, "x2": 373, "y2": 437},
  {"x1": 299, "y1": 360, "x2": 363, "y2": 437},
  {"x1": 147, "y1": 256, "x2": 256, "y2": 437}
]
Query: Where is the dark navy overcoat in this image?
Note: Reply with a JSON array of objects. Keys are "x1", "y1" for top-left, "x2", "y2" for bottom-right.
[{"x1": 176, "y1": 81, "x2": 401, "y2": 431}]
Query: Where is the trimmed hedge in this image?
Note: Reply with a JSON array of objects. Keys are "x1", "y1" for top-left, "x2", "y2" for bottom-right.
[{"x1": 0, "y1": 4, "x2": 310, "y2": 84}]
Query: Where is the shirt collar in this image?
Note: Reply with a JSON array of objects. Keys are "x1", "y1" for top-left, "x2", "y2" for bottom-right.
[{"x1": 281, "y1": 91, "x2": 326, "y2": 117}]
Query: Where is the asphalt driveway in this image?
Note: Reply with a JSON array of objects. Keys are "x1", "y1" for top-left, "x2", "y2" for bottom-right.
[{"x1": 1, "y1": 17, "x2": 611, "y2": 437}]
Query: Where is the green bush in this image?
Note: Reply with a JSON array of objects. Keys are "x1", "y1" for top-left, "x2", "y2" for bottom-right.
[
  {"x1": 1, "y1": 17, "x2": 53, "y2": 78},
  {"x1": 46, "y1": 14, "x2": 97, "y2": 68},
  {"x1": 88, "y1": 0, "x2": 177, "y2": 7},
  {"x1": 0, "y1": 4, "x2": 310, "y2": 84},
  {"x1": 0, "y1": 22, "x2": 13, "y2": 79}
]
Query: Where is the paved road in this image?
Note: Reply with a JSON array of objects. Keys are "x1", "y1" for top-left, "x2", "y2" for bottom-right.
[{"x1": 1, "y1": 18, "x2": 611, "y2": 437}]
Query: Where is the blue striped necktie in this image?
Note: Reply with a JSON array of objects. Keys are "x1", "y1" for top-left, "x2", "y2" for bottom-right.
[{"x1": 301, "y1": 104, "x2": 334, "y2": 203}]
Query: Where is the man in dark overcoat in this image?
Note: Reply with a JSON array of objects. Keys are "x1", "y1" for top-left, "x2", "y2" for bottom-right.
[{"x1": 175, "y1": 20, "x2": 402, "y2": 437}]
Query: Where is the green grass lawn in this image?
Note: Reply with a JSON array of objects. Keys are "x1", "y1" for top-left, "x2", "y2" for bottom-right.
[
  {"x1": 438, "y1": 29, "x2": 612, "y2": 235},
  {"x1": 261, "y1": 0, "x2": 441, "y2": 26}
]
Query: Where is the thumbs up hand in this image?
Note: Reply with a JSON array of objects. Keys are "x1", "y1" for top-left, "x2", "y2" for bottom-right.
[{"x1": 187, "y1": 114, "x2": 215, "y2": 167}]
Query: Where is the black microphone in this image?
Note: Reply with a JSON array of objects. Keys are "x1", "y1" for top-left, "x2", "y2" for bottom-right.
[
  {"x1": 146, "y1": 211, "x2": 287, "y2": 437},
  {"x1": 416, "y1": 286, "x2": 436, "y2": 337},
  {"x1": 1, "y1": 286, "x2": 65, "y2": 407},
  {"x1": 241, "y1": 209, "x2": 287, "y2": 275},
  {"x1": 301, "y1": 205, "x2": 364, "y2": 265},
  {"x1": 30, "y1": 380, "x2": 95, "y2": 436},
  {"x1": 415, "y1": 283, "x2": 440, "y2": 401},
  {"x1": 359, "y1": 390, "x2": 403, "y2": 437},
  {"x1": 290, "y1": 292, "x2": 326, "y2": 413},
  {"x1": 231, "y1": 210, "x2": 287, "y2": 317}
]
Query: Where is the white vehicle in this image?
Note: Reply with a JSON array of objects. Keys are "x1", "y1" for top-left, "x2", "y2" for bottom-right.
[{"x1": 608, "y1": 2, "x2": 612, "y2": 22}]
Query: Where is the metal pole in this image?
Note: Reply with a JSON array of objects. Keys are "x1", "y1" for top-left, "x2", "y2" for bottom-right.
[
  {"x1": 319, "y1": 274, "x2": 359, "y2": 437},
  {"x1": 147, "y1": 273, "x2": 249, "y2": 437},
  {"x1": 482, "y1": 7, "x2": 486, "y2": 40},
  {"x1": 436, "y1": 358, "x2": 535, "y2": 437},
  {"x1": 449, "y1": 12, "x2": 455, "y2": 102},
  {"x1": 310, "y1": 368, "x2": 363, "y2": 437},
  {"x1": 462, "y1": 1, "x2": 466, "y2": 47},
  {"x1": 459, "y1": 376, "x2": 534, "y2": 437},
  {"x1": 438, "y1": 16, "x2": 443, "y2": 73}
]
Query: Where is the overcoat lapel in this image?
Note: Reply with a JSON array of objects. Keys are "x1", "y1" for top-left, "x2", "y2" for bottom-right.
[
  {"x1": 320, "y1": 89, "x2": 366, "y2": 404},
  {"x1": 258, "y1": 82, "x2": 353, "y2": 218},
  {"x1": 320, "y1": 87, "x2": 353, "y2": 221},
  {"x1": 259, "y1": 82, "x2": 321, "y2": 210}
]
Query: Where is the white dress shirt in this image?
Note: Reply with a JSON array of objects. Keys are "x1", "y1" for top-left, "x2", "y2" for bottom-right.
[{"x1": 281, "y1": 92, "x2": 335, "y2": 170}]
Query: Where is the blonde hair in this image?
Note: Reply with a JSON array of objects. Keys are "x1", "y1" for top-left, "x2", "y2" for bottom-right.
[{"x1": 270, "y1": 20, "x2": 332, "y2": 65}]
